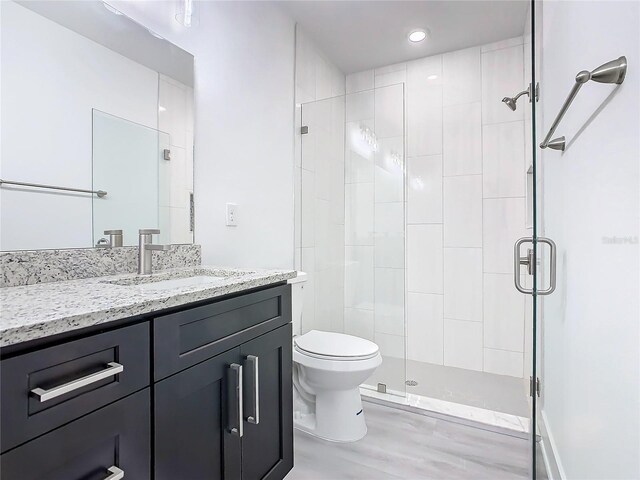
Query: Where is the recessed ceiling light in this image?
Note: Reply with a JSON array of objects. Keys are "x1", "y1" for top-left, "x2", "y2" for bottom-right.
[
  {"x1": 408, "y1": 29, "x2": 427, "y2": 43},
  {"x1": 427, "y1": 74, "x2": 439, "y2": 80}
]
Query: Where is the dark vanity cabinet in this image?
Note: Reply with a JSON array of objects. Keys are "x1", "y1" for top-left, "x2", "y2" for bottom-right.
[
  {"x1": 1, "y1": 389, "x2": 151, "y2": 480},
  {"x1": 155, "y1": 324, "x2": 293, "y2": 480},
  {"x1": 0, "y1": 283, "x2": 293, "y2": 480},
  {"x1": 239, "y1": 326, "x2": 293, "y2": 480}
]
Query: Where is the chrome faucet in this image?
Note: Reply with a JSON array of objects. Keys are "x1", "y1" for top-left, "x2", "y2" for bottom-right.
[{"x1": 138, "y1": 229, "x2": 170, "y2": 275}]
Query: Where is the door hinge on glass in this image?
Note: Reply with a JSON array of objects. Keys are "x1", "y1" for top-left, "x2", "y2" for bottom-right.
[
  {"x1": 529, "y1": 82, "x2": 540, "y2": 103},
  {"x1": 529, "y1": 376, "x2": 541, "y2": 397},
  {"x1": 301, "y1": 126, "x2": 309, "y2": 134},
  {"x1": 189, "y1": 193, "x2": 195, "y2": 232}
]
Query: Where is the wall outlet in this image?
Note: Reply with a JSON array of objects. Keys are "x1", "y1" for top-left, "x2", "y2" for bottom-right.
[{"x1": 226, "y1": 203, "x2": 238, "y2": 226}]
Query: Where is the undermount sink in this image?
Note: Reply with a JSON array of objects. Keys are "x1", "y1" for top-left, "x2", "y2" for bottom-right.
[
  {"x1": 102, "y1": 268, "x2": 251, "y2": 290},
  {"x1": 134, "y1": 275, "x2": 227, "y2": 291}
]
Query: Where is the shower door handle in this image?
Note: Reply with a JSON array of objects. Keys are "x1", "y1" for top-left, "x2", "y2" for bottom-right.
[{"x1": 514, "y1": 237, "x2": 557, "y2": 295}]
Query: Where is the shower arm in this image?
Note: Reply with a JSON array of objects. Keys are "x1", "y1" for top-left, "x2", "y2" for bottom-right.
[
  {"x1": 540, "y1": 56, "x2": 627, "y2": 151},
  {"x1": 512, "y1": 89, "x2": 530, "y2": 102}
]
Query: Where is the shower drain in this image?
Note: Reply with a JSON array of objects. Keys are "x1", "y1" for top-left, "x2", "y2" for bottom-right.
[{"x1": 405, "y1": 380, "x2": 419, "y2": 387}]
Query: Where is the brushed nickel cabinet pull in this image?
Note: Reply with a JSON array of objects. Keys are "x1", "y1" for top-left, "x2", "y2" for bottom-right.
[
  {"x1": 245, "y1": 355, "x2": 260, "y2": 425},
  {"x1": 30, "y1": 362, "x2": 124, "y2": 403},
  {"x1": 228, "y1": 363, "x2": 243, "y2": 437}
]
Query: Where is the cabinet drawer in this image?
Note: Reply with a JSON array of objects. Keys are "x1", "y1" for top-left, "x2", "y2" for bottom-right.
[
  {"x1": 1, "y1": 322, "x2": 149, "y2": 452},
  {"x1": 1, "y1": 389, "x2": 150, "y2": 480},
  {"x1": 154, "y1": 284, "x2": 291, "y2": 380}
]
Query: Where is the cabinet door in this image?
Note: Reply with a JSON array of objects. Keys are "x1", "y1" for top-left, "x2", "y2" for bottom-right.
[
  {"x1": 0, "y1": 389, "x2": 150, "y2": 480},
  {"x1": 154, "y1": 347, "x2": 243, "y2": 480},
  {"x1": 240, "y1": 324, "x2": 293, "y2": 480}
]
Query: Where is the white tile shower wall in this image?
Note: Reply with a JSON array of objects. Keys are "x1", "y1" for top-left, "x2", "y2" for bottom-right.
[
  {"x1": 295, "y1": 26, "x2": 346, "y2": 335},
  {"x1": 346, "y1": 35, "x2": 528, "y2": 377}
]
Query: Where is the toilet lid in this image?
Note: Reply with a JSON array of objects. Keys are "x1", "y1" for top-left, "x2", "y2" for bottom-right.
[{"x1": 294, "y1": 330, "x2": 379, "y2": 359}]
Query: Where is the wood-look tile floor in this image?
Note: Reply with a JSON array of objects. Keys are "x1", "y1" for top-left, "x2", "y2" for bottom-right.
[{"x1": 286, "y1": 402, "x2": 530, "y2": 480}]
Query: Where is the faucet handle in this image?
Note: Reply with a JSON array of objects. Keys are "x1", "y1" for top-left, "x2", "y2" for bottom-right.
[{"x1": 139, "y1": 228, "x2": 161, "y2": 235}]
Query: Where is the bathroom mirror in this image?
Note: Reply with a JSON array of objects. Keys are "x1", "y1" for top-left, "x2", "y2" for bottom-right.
[{"x1": 0, "y1": 0, "x2": 195, "y2": 250}]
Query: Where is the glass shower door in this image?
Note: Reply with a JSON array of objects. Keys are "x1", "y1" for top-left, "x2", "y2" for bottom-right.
[
  {"x1": 346, "y1": 84, "x2": 406, "y2": 397},
  {"x1": 299, "y1": 83, "x2": 407, "y2": 398}
]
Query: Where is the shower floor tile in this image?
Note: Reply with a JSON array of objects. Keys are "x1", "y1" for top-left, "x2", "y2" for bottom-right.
[
  {"x1": 286, "y1": 402, "x2": 530, "y2": 480},
  {"x1": 365, "y1": 356, "x2": 530, "y2": 417}
]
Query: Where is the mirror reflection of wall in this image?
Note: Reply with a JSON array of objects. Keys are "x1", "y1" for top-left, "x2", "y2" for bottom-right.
[{"x1": 0, "y1": 0, "x2": 194, "y2": 251}]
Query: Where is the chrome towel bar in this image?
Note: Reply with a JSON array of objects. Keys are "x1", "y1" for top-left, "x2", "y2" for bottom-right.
[
  {"x1": 540, "y1": 56, "x2": 627, "y2": 152},
  {"x1": 0, "y1": 178, "x2": 107, "y2": 197}
]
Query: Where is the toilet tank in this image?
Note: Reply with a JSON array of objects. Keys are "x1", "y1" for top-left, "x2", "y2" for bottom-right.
[{"x1": 287, "y1": 272, "x2": 307, "y2": 337}]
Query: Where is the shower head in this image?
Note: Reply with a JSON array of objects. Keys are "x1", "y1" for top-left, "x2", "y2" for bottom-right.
[
  {"x1": 502, "y1": 96, "x2": 518, "y2": 111},
  {"x1": 501, "y1": 85, "x2": 536, "y2": 111}
]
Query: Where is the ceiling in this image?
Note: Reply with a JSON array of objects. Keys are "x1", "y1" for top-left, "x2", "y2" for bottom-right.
[{"x1": 277, "y1": 0, "x2": 529, "y2": 74}]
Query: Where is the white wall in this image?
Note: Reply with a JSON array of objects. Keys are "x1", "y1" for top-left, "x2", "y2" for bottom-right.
[
  {"x1": 346, "y1": 37, "x2": 530, "y2": 378},
  {"x1": 539, "y1": 1, "x2": 640, "y2": 479},
  {"x1": 1, "y1": 1, "x2": 158, "y2": 250},
  {"x1": 115, "y1": 1, "x2": 296, "y2": 270}
]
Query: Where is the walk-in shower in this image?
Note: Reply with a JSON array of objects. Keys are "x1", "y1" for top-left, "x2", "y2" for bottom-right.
[
  {"x1": 295, "y1": 24, "x2": 535, "y2": 437},
  {"x1": 292, "y1": 0, "x2": 640, "y2": 477}
]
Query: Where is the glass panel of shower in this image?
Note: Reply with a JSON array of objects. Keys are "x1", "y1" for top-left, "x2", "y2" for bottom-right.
[
  {"x1": 397, "y1": 38, "x2": 534, "y2": 435},
  {"x1": 299, "y1": 83, "x2": 407, "y2": 399}
]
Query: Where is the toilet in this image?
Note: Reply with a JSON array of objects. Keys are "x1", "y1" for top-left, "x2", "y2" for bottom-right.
[{"x1": 288, "y1": 273, "x2": 382, "y2": 443}]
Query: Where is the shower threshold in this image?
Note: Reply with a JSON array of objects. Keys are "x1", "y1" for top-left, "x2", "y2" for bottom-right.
[{"x1": 360, "y1": 385, "x2": 530, "y2": 438}]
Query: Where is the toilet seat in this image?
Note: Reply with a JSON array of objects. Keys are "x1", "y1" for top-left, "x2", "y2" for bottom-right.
[{"x1": 294, "y1": 330, "x2": 379, "y2": 361}]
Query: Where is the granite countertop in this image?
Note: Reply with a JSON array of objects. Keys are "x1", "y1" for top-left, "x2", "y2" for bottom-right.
[{"x1": 0, "y1": 266, "x2": 297, "y2": 347}]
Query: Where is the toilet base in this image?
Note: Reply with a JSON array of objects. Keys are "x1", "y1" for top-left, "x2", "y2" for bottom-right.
[{"x1": 294, "y1": 387, "x2": 367, "y2": 442}]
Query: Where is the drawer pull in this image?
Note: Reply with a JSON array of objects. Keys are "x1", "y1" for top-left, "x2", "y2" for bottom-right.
[
  {"x1": 30, "y1": 362, "x2": 124, "y2": 403},
  {"x1": 104, "y1": 466, "x2": 125, "y2": 480}
]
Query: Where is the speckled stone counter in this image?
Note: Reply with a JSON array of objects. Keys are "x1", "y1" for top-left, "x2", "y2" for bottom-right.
[
  {"x1": 0, "y1": 266, "x2": 297, "y2": 347},
  {"x1": 0, "y1": 245, "x2": 202, "y2": 287}
]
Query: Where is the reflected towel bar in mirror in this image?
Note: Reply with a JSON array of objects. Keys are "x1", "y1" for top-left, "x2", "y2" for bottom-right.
[
  {"x1": 0, "y1": 178, "x2": 107, "y2": 197},
  {"x1": 540, "y1": 56, "x2": 627, "y2": 152}
]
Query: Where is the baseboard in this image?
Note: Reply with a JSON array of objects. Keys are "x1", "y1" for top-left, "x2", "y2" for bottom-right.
[{"x1": 539, "y1": 410, "x2": 566, "y2": 480}]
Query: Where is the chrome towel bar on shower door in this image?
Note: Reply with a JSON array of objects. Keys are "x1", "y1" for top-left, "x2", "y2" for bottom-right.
[
  {"x1": 540, "y1": 56, "x2": 627, "y2": 152},
  {"x1": 0, "y1": 178, "x2": 107, "y2": 197}
]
